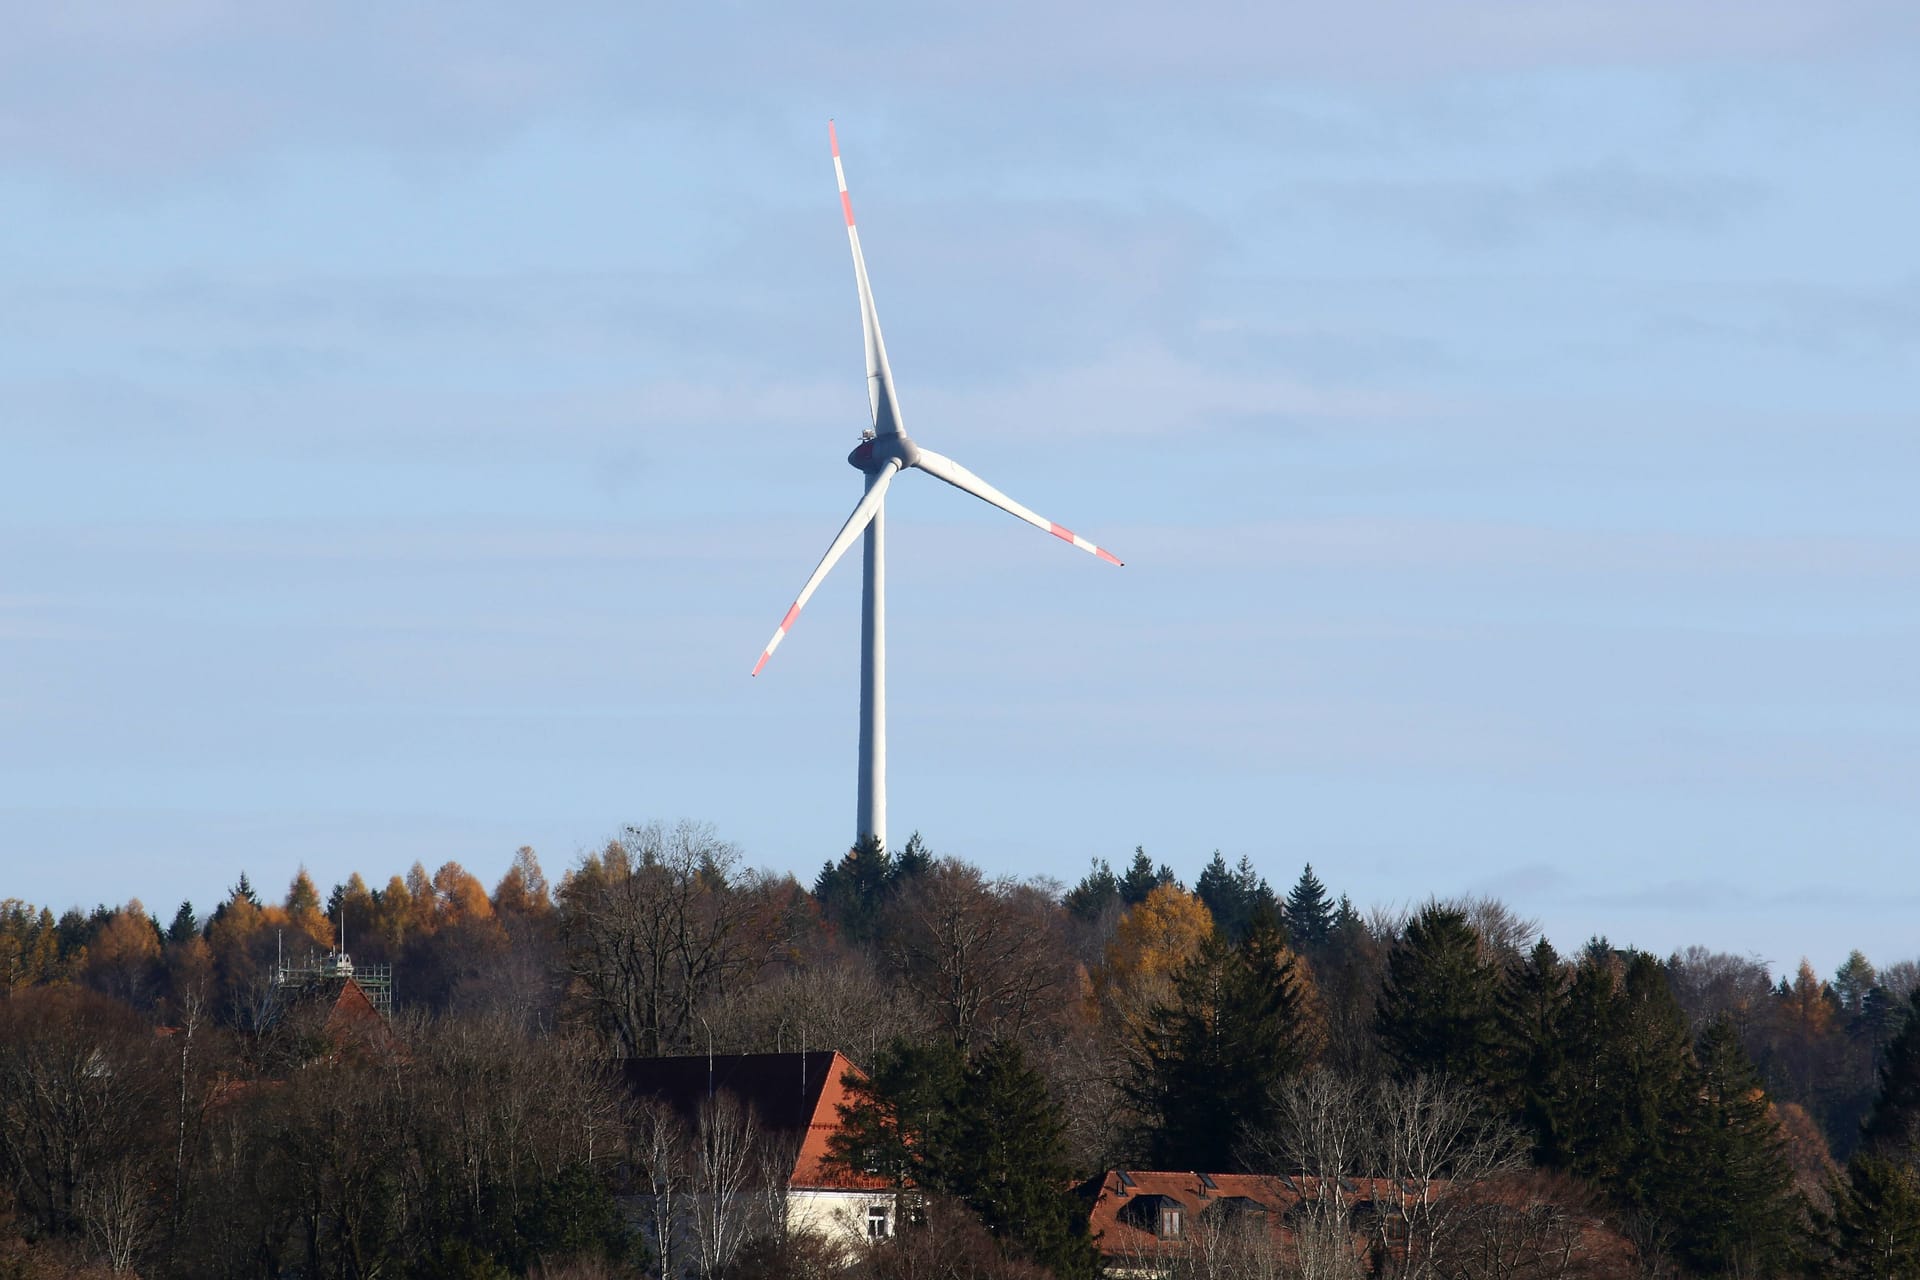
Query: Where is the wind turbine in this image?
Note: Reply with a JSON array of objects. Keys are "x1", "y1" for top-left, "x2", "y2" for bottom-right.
[{"x1": 752, "y1": 122, "x2": 1124, "y2": 853}]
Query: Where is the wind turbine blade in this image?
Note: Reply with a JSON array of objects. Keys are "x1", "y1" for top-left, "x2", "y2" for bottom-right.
[
  {"x1": 913, "y1": 448, "x2": 1124, "y2": 566},
  {"x1": 830, "y1": 121, "x2": 905, "y2": 437},
  {"x1": 752, "y1": 463, "x2": 901, "y2": 676}
]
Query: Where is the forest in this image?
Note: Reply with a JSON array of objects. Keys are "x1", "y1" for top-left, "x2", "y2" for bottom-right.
[{"x1": 2, "y1": 820, "x2": 1918, "y2": 1280}]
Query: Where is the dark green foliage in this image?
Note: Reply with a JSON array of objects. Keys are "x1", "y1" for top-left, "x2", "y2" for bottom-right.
[
  {"x1": 1063, "y1": 858, "x2": 1121, "y2": 924},
  {"x1": 1672, "y1": 1016, "x2": 1799, "y2": 1273},
  {"x1": 1283, "y1": 864, "x2": 1335, "y2": 952},
  {"x1": 1194, "y1": 852, "x2": 1275, "y2": 945},
  {"x1": 829, "y1": 1039, "x2": 1095, "y2": 1279},
  {"x1": 1374, "y1": 905, "x2": 1500, "y2": 1084},
  {"x1": 1550, "y1": 951, "x2": 1700, "y2": 1238},
  {"x1": 1815, "y1": 1155, "x2": 1920, "y2": 1278},
  {"x1": 1128, "y1": 906, "x2": 1312, "y2": 1171},
  {"x1": 166, "y1": 901, "x2": 198, "y2": 946},
  {"x1": 1862, "y1": 988, "x2": 1920, "y2": 1158},
  {"x1": 1116, "y1": 847, "x2": 1177, "y2": 907},
  {"x1": 507, "y1": 1162, "x2": 636, "y2": 1272},
  {"x1": 1490, "y1": 938, "x2": 1570, "y2": 1162},
  {"x1": 893, "y1": 830, "x2": 933, "y2": 883},
  {"x1": 813, "y1": 835, "x2": 898, "y2": 944},
  {"x1": 830, "y1": 1038, "x2": 969, "y2": 1188}
]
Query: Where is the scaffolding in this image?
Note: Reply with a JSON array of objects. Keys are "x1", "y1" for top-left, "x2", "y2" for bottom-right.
[{"x1": 273, "y1": 951, "x2": 394, "y2": 1017}]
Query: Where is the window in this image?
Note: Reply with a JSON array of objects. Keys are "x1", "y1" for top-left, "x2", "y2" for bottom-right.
[
  {"x1": 868, "y1": 1205, "x2": 891, "y2": 1239},
  {"x1": 1159, "y1": 1207, "x2": 1183, "y2": 1238}
]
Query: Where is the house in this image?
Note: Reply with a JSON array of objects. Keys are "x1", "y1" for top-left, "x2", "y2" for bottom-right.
[
  {"x1": 619, "y1": 1050, "x2": 897, "y2": 1246},
  {"x1": 1081, "y1": 1169, "x2": 1631, "y2": 1278}
]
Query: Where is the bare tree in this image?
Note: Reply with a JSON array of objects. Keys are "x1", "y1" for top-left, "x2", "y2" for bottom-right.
[
  {"x1": 699, "y1": 952, "x2": 929, "y2": 1060},
  {"x1": 1369, "y1": 1075, "x2": 1527, "y2": 1279},
  {"x1": 633, "y1": 1099, "x2": 690, "y2": 1280},
  {"x1": 882, "y1": 863, "x2": 1071, "y2": 1053},
  {"x1": 691, "y1": 1094, "x2": 761, "y2": 1280},
  {"x1": 558, "y1": 821, "x2": 789, "y2": 1055}
]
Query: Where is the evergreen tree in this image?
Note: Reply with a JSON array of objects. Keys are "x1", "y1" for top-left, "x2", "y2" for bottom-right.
[
  {"x1": 1673, "y1": 1016, "x2": 1799, "y2": 1273},
  {"x1": 1283, "y1": 864, "x2": 1334, "y2": 952},
  {"x1": 1835, "y1": 950, "x2": 1880, "y2": 1020},
  {"x1": 893, "y1": 831, "x2": 934, "y2": 883},
  {"x1": 1117, "y1": 847, "x2": 1177, "y2": 907},
  {"x1": 1063, "y1": 859, "x2": 1122, "y2": 924},
  {"x1": 166, "y1": 901, "x2": 199, "y2": 946},
  {"x1": 1194, "y1": 851, "x2": 1252, "y2": 942},
  {"x1": 831, "y1": 1039, "x2": 1096, "y2": 1279},
  {"x1": 946, "y1": 1042, "x2": 1099, "y2": 1279},
  {"x1": 1862, "y1": 988, "x2": 1920, "y2": 1158},
  {"x1": 1551, "y1": 951, "x2": 1699, "y2": 1233},
  {"x1": 1817, "y1": 1155, "x2": 1920, "y2": 1279},
  {"x1": 1489, "y1": 938, "x2": 1570, "y2": 1161},
  {"x1": 1129, "y1": 904, "x2": 1312, "y2": 1170},
  {"x1": 1374, "y1": 904, "x2": 1500, "y2": 1084},
  {"x1": 812, "y1": 835, "x2": 896, "y2": 944}
]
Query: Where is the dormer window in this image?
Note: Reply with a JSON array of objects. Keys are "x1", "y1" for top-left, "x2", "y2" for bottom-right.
[{"x1": 1159, "y1": 1206, "x2": 1183, "y2": 1238}]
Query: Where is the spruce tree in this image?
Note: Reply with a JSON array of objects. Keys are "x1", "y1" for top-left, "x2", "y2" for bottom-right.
[
  {"x1": 1063, "y1": 859, "x2": 1121, "y2": 924},
  {"x1": 1818, "y1": 1155, "x2": 1920, "y2": 1278},
  {"x1": 831, "y1": 1039, "x2": 1096, "y2": 1279},
  {"x1": 1550, "y1": 951, "x2": 1699, "y2": 1234},
  {"x1": 1283, "y1": 864, "x2": 1334, "y2": 952},
  {"x1": 1489, "y1": 938, "x2": 1569, "y2": 1162},
  {"x1": 946, "y1": 1042, "x2": 1099, "y2": 1279},
  {"x1": 1862, "y1": 987, "x2": 1920, "y2": 1158},
  {"x1": 166, "y1": 901, "x2": 198, "y2": 946},
  {"x1": 1129, "y1": 904, "x2": 1312, "y2": 1170},
  {"x1": 893, "y1": 831, "x2": 933, "y2": 883},
  {"x1": 1674, "y1": 1016, "x2": 1799, "y2": 1273},
  {"x1": 1117, "y1": 847, "x2": 1177, "y2": 906},
  {"x1": 1374, "y1": 905, "x2": 1500, "y2": 1084},
  {"x1": 812, "y1": 835, "x2": 896, "y2": 944},
  {"x1": 1195, "y1": 851, "x2": 1250, "y2": 942}
]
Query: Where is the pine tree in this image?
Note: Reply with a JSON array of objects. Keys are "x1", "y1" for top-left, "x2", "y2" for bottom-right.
[
  {"x1": 1129, "y1": 904, "x2": 1312, "y2": 1170},
  {"x1": 1673, "y1": 1016, "x2": 1799, "y2": 1273},
  {"x1": 1862, "y1": 987, "x2": 1920, "y2": 1158},
  {"x1": 1284, "y1": 864, "x2": 1334, "y2": 952},
  {"x1": 1374, "y1": 904, "x2": 1499, "y2": 1084}
]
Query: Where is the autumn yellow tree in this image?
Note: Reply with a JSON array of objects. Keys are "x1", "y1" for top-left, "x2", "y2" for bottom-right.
[
  {"x1": 0, "y1": 901, "x2": 60, "y2": 992},
  {"x1": 283, "y1": 869, "x2": 335, "y2": 953},
  {"x1": 1094, "y1": 884, "x2": 1213, "y2": 1033},
  {"x1": 492, "y1": 848, "x2": 551, "y2": 921},
  {"x1": 430, "y1": 861, "x2": 493, "y2": 927},
  {"x1": 80, "y1": 900, "x2": 163, "y2": 1005}
]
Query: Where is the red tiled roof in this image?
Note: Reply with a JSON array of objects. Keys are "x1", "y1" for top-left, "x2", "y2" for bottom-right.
[{"x1": 1081, "y1": 1169, "x2": 1632, "y2": 1269}]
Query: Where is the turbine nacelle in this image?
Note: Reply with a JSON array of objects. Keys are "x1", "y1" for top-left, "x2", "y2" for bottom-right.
[{"x1": 848, "y1": 432, "x2": 920, "y2": 475}]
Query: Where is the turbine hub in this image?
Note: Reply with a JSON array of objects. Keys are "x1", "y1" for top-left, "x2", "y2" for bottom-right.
[{"x1": 848, "y1": 431, "x2": 919, "y2": 474}]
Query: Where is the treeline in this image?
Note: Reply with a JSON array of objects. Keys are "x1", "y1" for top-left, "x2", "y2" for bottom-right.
[{"x1": 2, "y1": 823, "x2": 1919, "y2": 1278}]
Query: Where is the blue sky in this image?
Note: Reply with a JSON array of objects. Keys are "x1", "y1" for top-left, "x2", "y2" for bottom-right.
[{"x1": 3, "y1": 3, "x2": 1916, "y2": 978}]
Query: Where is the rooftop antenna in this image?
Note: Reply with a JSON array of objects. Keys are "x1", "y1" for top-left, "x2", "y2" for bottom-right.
[{"x1": 751, "y1": 121, "x2": 1124, "y2": 852}]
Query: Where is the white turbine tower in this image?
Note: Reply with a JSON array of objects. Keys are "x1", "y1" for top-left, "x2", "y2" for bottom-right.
[{"x1": 752, "y1": 122, "x2": 1124, "y2": 853}]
